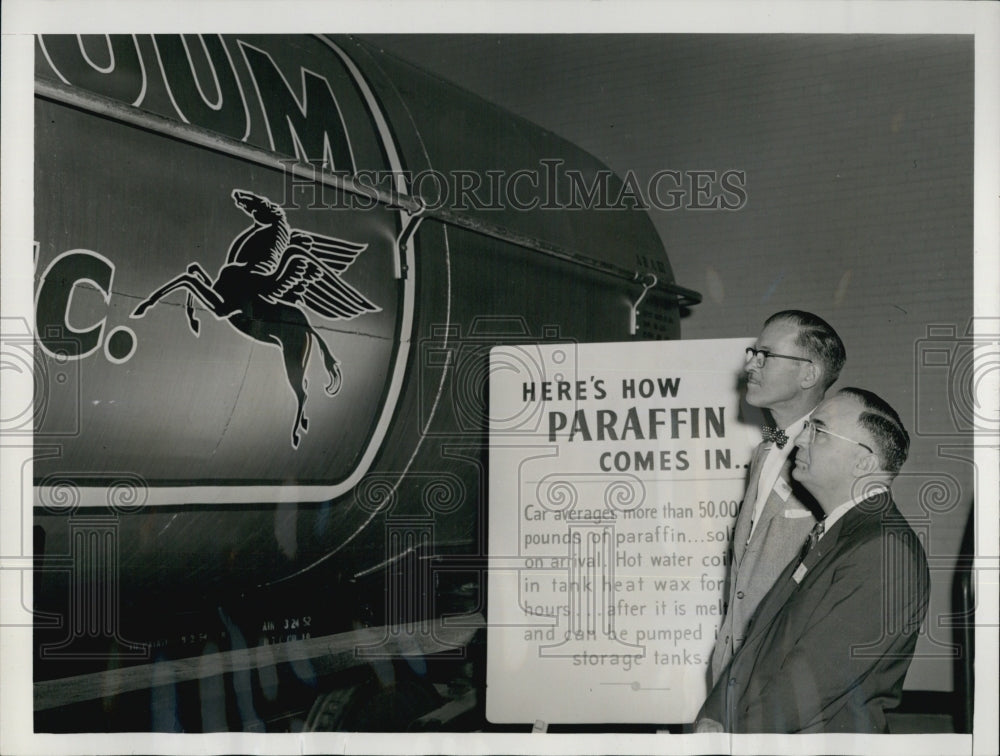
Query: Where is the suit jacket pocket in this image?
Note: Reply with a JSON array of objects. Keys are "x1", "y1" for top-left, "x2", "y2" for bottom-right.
[{"x1": 783, "y1": 508, "x2": 813, "y2": 518}]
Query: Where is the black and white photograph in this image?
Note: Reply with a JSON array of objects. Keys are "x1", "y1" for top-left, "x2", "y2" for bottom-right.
[{"x1": 1, "y1": 1, "x2": 998, "y2": 754}]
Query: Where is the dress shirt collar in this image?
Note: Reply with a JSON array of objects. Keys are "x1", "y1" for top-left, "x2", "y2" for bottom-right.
[{"x1": 820, "y1": 483, "x2": 890, "y2": 536}]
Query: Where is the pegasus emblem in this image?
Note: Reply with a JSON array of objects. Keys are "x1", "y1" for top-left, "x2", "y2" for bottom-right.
[{"x1": 131, "y1": 189, "x2": 380, "y2": 448}]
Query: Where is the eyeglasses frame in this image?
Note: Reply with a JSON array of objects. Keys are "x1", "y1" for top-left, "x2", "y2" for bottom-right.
[
  {"x1": 801, "y1": 419, "x2": 874, "y2": 454},
  {"x1": 745, "y1": 347, "x2": 813, "y2": 367}
]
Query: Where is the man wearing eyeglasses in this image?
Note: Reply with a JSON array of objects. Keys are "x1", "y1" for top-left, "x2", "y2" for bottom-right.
[
  {"x1": 696, "y1": 388, "x2": 929, "y2": 732},
  {"x1": 709, "y1": 311, "x2": 846, "y2": 687}
]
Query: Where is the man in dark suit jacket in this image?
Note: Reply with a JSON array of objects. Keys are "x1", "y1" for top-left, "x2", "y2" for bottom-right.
[
  {"x1": 710, "y1": 311, "x2": 846, "y2": 684},
  {"x1": 697, "y1": 387, "x2": 930, "y2": 733}
]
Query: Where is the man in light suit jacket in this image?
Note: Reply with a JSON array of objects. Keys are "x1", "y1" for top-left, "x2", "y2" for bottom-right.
[
  {"x1": 709, "y1": 311, "x2": 846, "y2": 685},
  {"x1": 697, "y1": 388, "x2": 930, "y2": 733}
]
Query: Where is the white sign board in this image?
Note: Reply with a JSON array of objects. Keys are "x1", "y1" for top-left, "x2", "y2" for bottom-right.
[{"x1": 486, "y1": 338, "x2": 761, "y2": 724}]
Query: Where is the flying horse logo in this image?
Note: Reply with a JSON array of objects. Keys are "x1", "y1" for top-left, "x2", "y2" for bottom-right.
[{"x1": 131, "y1": 189, "x2": 380, "y2": 448}]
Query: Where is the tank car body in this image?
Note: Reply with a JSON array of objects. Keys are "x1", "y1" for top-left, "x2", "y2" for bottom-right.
[{"x1": 29, "y1": 34, "x2": 699, "y2": 731}]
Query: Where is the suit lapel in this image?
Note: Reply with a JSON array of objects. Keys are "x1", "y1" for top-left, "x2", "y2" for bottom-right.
[
  {"x1": 733, "y1": 443, "x2": 767, "y2": 563},
  {"x1": 748, "y1": 454, "x2": 792, "y2": 538},
  {"x1": 738, "y1": 545, "x2": 805, "y2": 650},
  {"x1": 737, "y1": 492, "x2": 892, "y2": 651}
]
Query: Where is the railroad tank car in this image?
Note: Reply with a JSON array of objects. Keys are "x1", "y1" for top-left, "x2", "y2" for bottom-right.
[{"x1": 28, "y1": 34, "x2": 700, "y2": 731}]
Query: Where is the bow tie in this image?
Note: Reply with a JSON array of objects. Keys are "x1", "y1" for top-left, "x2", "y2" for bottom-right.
[{"x1": 762, "y1": 425, "x2": 788, "y2": 449}]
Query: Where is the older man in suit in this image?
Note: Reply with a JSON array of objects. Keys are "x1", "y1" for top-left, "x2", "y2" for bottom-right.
[
  {"x1": 709, "y1": 311, "x2": 846, "y2": 686},
  {"x1": 696, "y1": 388, "x2": 930, "y2": 733}
]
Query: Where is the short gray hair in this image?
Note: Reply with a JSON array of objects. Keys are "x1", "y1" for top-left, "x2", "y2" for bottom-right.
[{"x1": 838, "y1": 387, "x2": 910, "y2": 475}]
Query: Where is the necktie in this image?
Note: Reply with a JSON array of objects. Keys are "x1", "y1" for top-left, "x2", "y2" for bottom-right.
[
  {"x1": 762, "y1": 425, "x2": 788, "y2": 449},
  {"x1": 800, "y1": 519, "x2": 825, "y2": 562}
]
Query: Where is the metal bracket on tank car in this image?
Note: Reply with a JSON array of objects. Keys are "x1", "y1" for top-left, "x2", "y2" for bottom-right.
[
  {"x1": 388, "y1": 196, "x2": 427, "y2": 280},
  {"x1": 629, "y1": 272, "x2": 658, "y2": 335}
]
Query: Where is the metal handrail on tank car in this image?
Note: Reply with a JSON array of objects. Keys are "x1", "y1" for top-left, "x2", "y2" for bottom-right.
[
  {"x1": 35, "y1": 78, "x2": 702, "y2": 309},
  {"x1": 34, "y1": 612, "x2": 486, "y2": 713}
]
